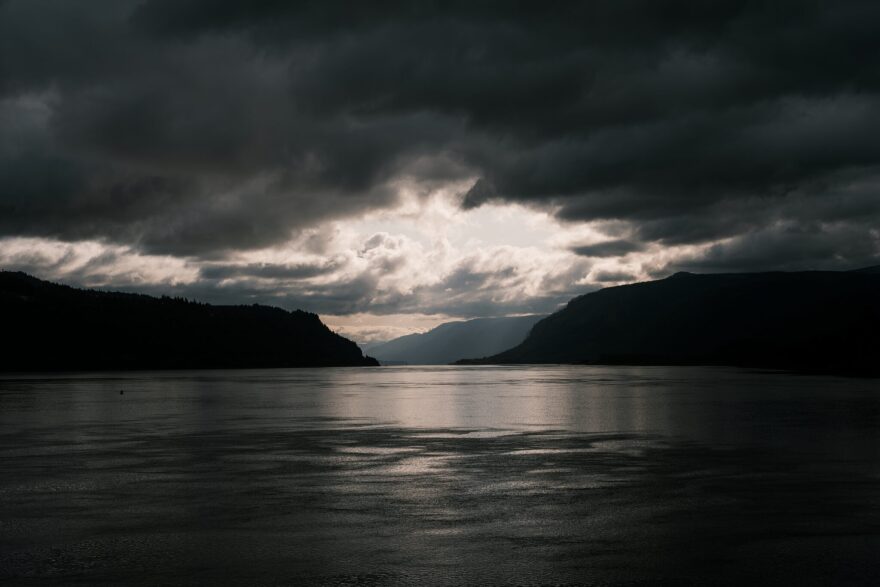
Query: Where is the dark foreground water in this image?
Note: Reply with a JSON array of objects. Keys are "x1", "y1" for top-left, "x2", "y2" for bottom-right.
[{"x1": 1, "y1": 366, "x2": 879, "y2": 586}]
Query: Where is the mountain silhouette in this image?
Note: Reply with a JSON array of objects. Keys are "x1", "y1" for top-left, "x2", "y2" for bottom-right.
[
  {"x1": 0, "y1": 272, "x2": 378, "y2": 371},
  {"x1": 459, "y1": 268, "x2": 880, "y2": 374},
  {"x1": 364, "y1": 315, "x2": 545, "y2": 365}
]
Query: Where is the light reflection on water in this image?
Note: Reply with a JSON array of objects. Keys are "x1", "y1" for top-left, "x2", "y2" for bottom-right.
[{"x1": 1, "y1": 365, "x2": 879, "y2": 585}]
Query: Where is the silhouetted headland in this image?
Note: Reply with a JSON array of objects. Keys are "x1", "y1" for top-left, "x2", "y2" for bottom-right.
[
  {"x1": 0, "y1": 272, "x2": 378, "y2": 371},
  {"x1": 458, "y1": 268, "x2": 880, "y2": 375}
]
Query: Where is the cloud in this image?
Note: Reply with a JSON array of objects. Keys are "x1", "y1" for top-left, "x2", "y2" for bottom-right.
[
  {"x1": 199, "y1": 260, "x2": 343, "y2": 281},
  {"x1": 591, "y1": 270, "x2": 639, "y2": 283},
  {"x1": 669, "y1": 221, "x2": 880, "y2": 274},
  {"x1": 1, "y1": 220, "x2": 591, "y2": 321},
  {"x1": 571, "y1": 239, "x2": 645, "y2": 258},
  {"x1": 2, "y1": 1, "x2": 879, "y2": 258},
  {"x1": 0, "y1": 237, "x2": 197, "y2": 287},
  {"x1": 2, "y1": 1, "x2": 880, "y2": 328}
]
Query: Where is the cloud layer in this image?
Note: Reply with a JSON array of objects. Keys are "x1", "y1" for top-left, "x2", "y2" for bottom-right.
[{"x1": 1, "y1": 0, "x2": 879, "y2": 334}]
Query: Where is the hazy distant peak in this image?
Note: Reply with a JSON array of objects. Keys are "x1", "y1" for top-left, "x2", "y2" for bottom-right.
[{"x1": 366, "y1": 315, "x2": 545, "y2": 365}]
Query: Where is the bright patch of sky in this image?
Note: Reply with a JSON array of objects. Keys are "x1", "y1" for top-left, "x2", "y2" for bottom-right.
[{"x1": 0, "y1": 186, "x2": 711, "y2": 345}]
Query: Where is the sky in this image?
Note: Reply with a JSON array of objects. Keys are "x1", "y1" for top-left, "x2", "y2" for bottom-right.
[{"x1": 1, "y1": 1, "x2": 879, "y2": 343}]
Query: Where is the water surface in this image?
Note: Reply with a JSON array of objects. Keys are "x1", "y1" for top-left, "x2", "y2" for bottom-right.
[{"x1": 1, "y1": 366, "x2": 879, "y2": 585}]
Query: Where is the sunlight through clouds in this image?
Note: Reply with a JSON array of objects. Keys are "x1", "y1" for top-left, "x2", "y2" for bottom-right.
[{"x1": 0, "y1": 181, "x2": 733, "y2": 344}]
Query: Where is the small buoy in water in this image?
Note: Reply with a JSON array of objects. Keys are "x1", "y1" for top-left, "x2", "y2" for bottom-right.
[{"x1": 119, "y1": 390, "x2": 124, "y2": 395}]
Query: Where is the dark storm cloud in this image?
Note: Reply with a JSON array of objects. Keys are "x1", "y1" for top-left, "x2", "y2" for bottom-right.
[
  {"x1": 571, "y1": 239, "x2": 645, "y2": 258},
  {"x1": 592, "y1": 270, "x2": 639, "y2": 283},
  {"x1": 1, "y1": 0, "x2": 879, "y2": 270},
  {"x1": 117, "y1": 272, "x2": 380, "y2": 316},
  {"x1": 667, "y1": 221, "x2": 880, "y2": 275},
  {"x1": 199, "y1": 260, "x2": 344, "y2": 281}
]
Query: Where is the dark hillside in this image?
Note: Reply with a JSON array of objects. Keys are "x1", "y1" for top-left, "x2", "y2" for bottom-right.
[
  {"x1": 461, "y1": 269, "x2": 880, "y2": 375},
  {"x1": 0, "y1": 272, "x2": 378, "y2": 371}
]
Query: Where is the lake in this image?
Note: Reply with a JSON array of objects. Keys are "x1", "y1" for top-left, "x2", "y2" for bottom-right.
[{"x1": 1, "y1": 366, "x2": 879, "y2": 585}]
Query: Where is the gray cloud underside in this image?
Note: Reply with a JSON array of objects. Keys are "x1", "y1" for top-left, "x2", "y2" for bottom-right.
[
  {"x1": 571, "y1": 239, "x2": 646, "y2": 258},
  {"x1": 1, "y1": 0, "x2": 879, "y2": 270},
  {"x1": 138, "y1": 264, "x2": 584, "y2": 319}
]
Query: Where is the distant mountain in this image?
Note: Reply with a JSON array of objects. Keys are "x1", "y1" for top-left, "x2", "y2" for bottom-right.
[
  {"x1": 0, "y1": 272, "x2": 378, "y2": 371},
  {"x1": 364, "y1": 315, "x2": 545, "y2": 365},
  {"x1": 460, "y1": 269, "x2": 880, "y2": 374}
]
